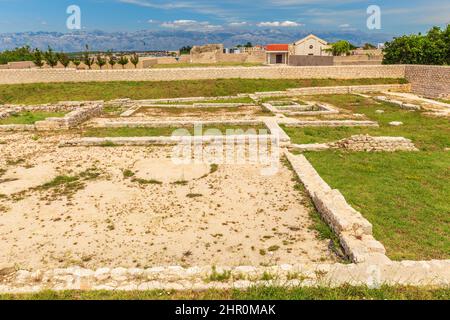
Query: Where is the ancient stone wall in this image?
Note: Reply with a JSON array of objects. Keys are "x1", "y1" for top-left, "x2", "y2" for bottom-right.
[
  {"x1": 0, "y1": 65, "x2": 407, "y2": 84},
  {"x1": 405, "y1": 65, "x2": 450, "y2": 99},
  {"x1": 0, "y1": 102, "x2": 103, "y2": 131},
  {"x1": 1, "y1": 261, "x2": 449, "y2": 293}
]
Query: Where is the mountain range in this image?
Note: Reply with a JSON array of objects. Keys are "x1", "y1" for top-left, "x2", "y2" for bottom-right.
[{"x1": 0, "y1": 29, "x2": 395, "y2": 52}]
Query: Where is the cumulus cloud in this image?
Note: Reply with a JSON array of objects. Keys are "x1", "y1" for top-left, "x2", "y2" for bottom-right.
[
  {"x1": 160, "y1": 20, "x2": 223, "y2": 32},
  {"x1": 257, "y1": 21, "x2": 303, "y2": 27},
  {"x1": 228, "y1": 22, "x2": 249, "y2": 27}
]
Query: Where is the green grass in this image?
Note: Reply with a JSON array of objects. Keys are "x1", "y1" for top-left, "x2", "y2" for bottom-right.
[
  {"x1": 152, "y1": 62, "x2": 265, "y2": 68},
  {"x1": 282, "y1": 94, "x2": 450, "y2": 260},
  {"x1": 282, "y1": 94, "x2": 450, "y2": 151},
  {"x1": 0, "y1": 285, "x2": 448, "y2": 300},
  {"x1": 0, "y1": 78, "x2": 406, "y2": 105},
  {"x1": 0, "y1": 111, "x2": 67, "y2": 125},
  {"x1": 81, "y1": 124, "x2": 269, "y2": 138}
]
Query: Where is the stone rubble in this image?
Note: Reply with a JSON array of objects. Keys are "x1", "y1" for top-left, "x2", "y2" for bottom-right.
[{"x1": 329, "y1": 135, "x2": 418, "y2": 152}]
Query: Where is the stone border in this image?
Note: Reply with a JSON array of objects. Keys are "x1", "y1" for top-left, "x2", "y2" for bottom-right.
[
  {"x1": 281, "y1": 120, "x2": 379, "y2": 127},
  {"x1": 0, "y1": 102, "x2": 103, "y2": 131},
  {"x1": 59, "y1": 134, "x2": 275, "y2": 147},
  {"x1": 285, "y1": 151, "x2": 389, "y2": 264},
  {"x1": 120, "y1": 103, "x2": 254, "y2": 117},
  {"x1": 291, "y1": 135, "x2": 418, "y2": 152},
  {"x1": 254, "y1": 84, "x2": 411, "y2": 98},
  {"x1": 1, "y1": 260, "x2": 449, "y2": 293},
  {"x1": 60, "y1": 119, "x2": 286, "y2": 147},
  {"x1": 88, "y1": 119, "x2": 266, "y2": 128},
  {"x1": 263, "y1": 101, "x2": 339, "y2": 117},
  {"x1": 374, "y1": 95, "x2": 421, "y2": 110},
  {"x1": 109, "y1": 94, "x2": 251, "y2": 107}
]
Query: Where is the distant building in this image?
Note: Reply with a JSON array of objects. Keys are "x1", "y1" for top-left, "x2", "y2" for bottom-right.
[
  {"x1": 292, "y1": 34, "x2": 331, "y2": 56},
  {"x1": 265, "y1": 44, "x2": 290, "y2": 65},
  {"x1": 266, "y1": 34, "x2": 331, "y2": 65}
]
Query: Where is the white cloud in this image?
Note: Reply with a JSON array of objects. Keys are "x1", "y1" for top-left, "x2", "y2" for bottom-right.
[
  {"x1": 160, "y1": 20, "x2": 223, "y2": 32},
  {"x1": 339, "y1": 23, "x2": 350, "y2": 28},
  {"x1": 257, "y1": 20, "x2": 303, "y2": 27},
  {"x1": 229, "y1": 22, "x2": 249, "y2": 27}
]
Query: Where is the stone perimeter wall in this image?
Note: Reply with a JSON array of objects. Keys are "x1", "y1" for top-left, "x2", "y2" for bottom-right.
[
  {"x1": 0, "y1": 65, "x2": 447, "y2": 99},
  {"x1": 405, "y1": 65, "x2": 450, "y2": 99},
  {"x1": 0, "y1": 65, "x2": 406, "y2": 84}
]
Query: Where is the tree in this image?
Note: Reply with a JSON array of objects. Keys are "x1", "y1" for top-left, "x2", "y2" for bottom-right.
[
  {"x1": 71, "y1": 58, "x2": 81, "y2": 69},
  {"x1": 44, "y1": 47, "x2": 59, "y2": 68},
  {"x1": 107, "y1": 53, "x2": 117, "y2": 69},
  {"x1": 117, "y1": 54, "x2": 129, "y2": 69},
  {"x1": 383, "y1": 25, "x2": 450, "y2": 65},
  {"x1": 33, "y1": 49, "x2": 44, "y2": 68},
  {"x1": 96, "y1": 54, "x2": 107, "y2": 69},
  {"x1": 82, "y1": 44, "x2": 95, "y2": 69},
  {"x1": 326, "y1": 40, "x2": 353, "y2": 56},
  {"x1": 57, "y1": 52, "x2": 71, "y2": 68},
  {"x1": 179, "y1": 46, "x2": 192, "y2": 55},
  {"x1": 244, "y1": 42, "x2": 253, "y2": 48},
  {"x1": 0, "y1": 46, "x2": 34, "y2": 65},
  {"x1": 130, "y1": 53, "x2": 139, "y2": 68}
]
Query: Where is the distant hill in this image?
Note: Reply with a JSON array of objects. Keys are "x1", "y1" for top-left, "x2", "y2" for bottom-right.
[{"x1": 0, "y1": 29, "x2": 394, "y2": 52}]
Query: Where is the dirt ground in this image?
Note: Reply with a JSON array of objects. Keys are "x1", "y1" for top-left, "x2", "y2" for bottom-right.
[{"x1": 0, "y1": 132, "x2": 336, "y2": 270}]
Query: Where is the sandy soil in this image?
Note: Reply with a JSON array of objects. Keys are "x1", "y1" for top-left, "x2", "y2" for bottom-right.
[{"x1": 0, "y1": 132, "x2": 336, "y2": 270}]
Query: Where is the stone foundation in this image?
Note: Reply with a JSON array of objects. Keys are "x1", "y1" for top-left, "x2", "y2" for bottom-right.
[
  {"x1": 254, "y1": 84, "x2": 411, "y2": 98},
  {"x1": 374, "y1": 96, "x2": 421, "y2": 110},
  {"x1": 330, "y1": 135, "x2": 418, "y2": 152},
  {"x1": 285, "y1": 151, "x2": 388, "y2": 264},
  {"x1": 1, "y1": 261, "x2": 449, "y2": 293},
  {"x1": 282, "y1": 120, "x2": 379, "y2": 127},
  {"x1": 0, "y1": 102, "x2": 103, "y2": 131}
]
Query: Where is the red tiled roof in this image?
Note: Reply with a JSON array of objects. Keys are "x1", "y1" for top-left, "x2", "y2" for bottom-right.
[{"x1": 266, "y1": 44, "x2": 289, "y2": 51}]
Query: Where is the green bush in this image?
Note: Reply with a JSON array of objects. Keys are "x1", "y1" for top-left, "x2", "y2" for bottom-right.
[{"x1": 383, "y1": 25, "x2": 450, "y2": 65}]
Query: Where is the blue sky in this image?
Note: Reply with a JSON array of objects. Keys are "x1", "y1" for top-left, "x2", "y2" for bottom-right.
[{"x1": 0, "y1": 0, "x2": 448, "y2": 34}]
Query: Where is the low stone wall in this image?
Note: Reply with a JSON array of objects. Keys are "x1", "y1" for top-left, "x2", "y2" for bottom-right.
[
  {"x1": 285, "y1": 151, "x2": 388, "y2": 264},
  {"x1": 60, "y1": 134, "x2": 275, "y2": 147},
  {"x1": 36, "y1": 103, "x2": 103, "y2": 131},
  {"x1": 89, "y1": 119, "x2": 265, "y2": 128},
  {"x1": 0, "y1": 102, "x2": 103, "y2": 131},
  {"x1": 374, "y1": 95, "x2": 421, "y2": 110},
  {"x1": 282, "y1": 120, "x2": 379, "y2": 127},
  {"x1": 254, "y1": 84, "x2": 411, "y2": 98},
  {"x1": 330, "y1": 135, "x2": 418, "y2": 152},
  {"x1": 405, "y1": 65, "x2": 450, "y2": 99},
  {"x1": 0, "y1": 65, "x2": 407, "y2": 84},
  {"x1": 263, "y1": 102, "x2": 339, "y2": 116},
  {"x1": 1, "y1": 260, "x2": 449, "y2": 293}
]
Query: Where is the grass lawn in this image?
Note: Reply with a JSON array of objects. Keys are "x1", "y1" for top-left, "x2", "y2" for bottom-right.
[
  {"x1": 283, "y1": 94, "x2": 450, "y2": 260},
  {"x1": 152, "y1": 62, "x2": 264, "y2": 68},
  {"x1": 0, "y1": 111, "x2": 67, "y2": 125},
  {"x1": 0, "y1": 78, "x2": 407, "y2": 105},
  {"x1": 1, "y1": 285, "x2": 448, "y2": 300},
  {"x1": 282, "y1": 94, "x2": 449, "y2": 151},
  {"x1": 82, "y1": 124, "x2": 269, "y2": 138}
]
